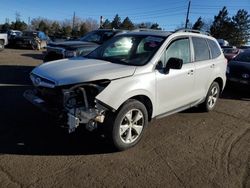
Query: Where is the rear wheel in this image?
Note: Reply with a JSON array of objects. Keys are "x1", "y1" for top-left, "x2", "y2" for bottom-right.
[
  {"x1": 106, "y1": 99, "x2": 148, "y2": 151},
  {"x1": 200, "y1": 82, "x2": 220, "y2": 112}
]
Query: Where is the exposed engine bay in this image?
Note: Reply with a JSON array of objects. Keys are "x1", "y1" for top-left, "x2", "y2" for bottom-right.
[{"x1": 24, "y1": 80, "x2": 111, "y2": 133}]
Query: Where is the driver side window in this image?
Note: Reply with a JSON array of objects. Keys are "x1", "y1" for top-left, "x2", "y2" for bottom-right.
[{"x1": 165, "y1": 38, "x2": 190, "y2": 65}]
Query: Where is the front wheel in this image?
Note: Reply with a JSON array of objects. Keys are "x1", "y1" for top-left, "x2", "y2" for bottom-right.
[
  {"x1": 200, "y1": 82, "x2": 220, "y2": 112},
  {"x1": 0, "y1": 40, "x2": 4, "y2": 51},
  {"x1": 106, "y1": 99, "x2": 148, "y2": 151}
]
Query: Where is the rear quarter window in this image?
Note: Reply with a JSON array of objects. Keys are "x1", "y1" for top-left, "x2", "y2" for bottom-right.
[
  {"x1": 207, "y1": 39, "x2": 221, "y2": 59},
  {"x1": 192, "y1": 37, "x2": 210, "y2": 61}
]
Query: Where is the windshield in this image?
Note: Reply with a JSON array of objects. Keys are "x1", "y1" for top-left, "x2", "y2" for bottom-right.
[
  {"x1": 234, "y1": 51, "x2": 250, "y2": 63},
  {"x1": 86, "y1": 35, "x2": 166, "y2": 66}
]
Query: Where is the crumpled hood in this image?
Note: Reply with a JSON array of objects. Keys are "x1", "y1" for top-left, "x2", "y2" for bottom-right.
[{"x1": 32, "y1": 57, "x2": 136, "y2": 86}]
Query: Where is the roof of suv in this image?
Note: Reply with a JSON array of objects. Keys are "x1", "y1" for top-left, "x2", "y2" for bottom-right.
[
  {"x1": 125, "y1": 28, "x2": 212, "y2": 38},
  {"x1": 128, "y1": 29, "x2": 172, "y2": 37}
]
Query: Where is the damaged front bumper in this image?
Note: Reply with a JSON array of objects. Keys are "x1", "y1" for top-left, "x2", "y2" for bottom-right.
[{"x1": 23, "y1": 89, "x2": 107, "y2": 133}]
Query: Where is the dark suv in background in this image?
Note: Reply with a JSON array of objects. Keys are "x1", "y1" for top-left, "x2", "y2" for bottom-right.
[{"x1": 44, "y1": 29, "x2": 126, "y2": 62}]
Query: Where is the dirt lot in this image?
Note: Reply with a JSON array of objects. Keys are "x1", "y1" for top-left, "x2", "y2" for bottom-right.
[{"x1": 0, "y1": 49, "x2": 249, "y2": 188}]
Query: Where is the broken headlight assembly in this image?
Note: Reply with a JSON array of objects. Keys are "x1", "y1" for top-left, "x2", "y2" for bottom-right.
[{"x1": 62, "y1": 80, "x2": 111, "y2": 133}]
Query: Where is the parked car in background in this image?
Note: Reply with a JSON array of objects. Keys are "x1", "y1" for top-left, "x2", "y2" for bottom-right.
[
  {"x1": 223, "y1": 47, "x2": 242, "y2": 61},
  {"x1": 7, "y1": 30, "x2": 22, "y2": 47},
  {"x1": 227, "y1": 50, "x2": 250, "y2": 86},
  {"x1": 44, "y1": 29, "x2": 126, "y2": 62},
  {"x1": 217, "y1": 39, "x2": 229, "y2": 47},
  {"x1": 239, "y1": 45, "x2": 250, "y2": 51},
  {"x1": 24, "y1": 29, "x2": 227, "y2": 150},
  {"x1": 13, "y1": 31, "x2": 49, "y2": 50},
  {"x1": 7, "y1": 30, "x2": 22, "y2": 39},
  {"x1": 0, "y1": 33, "x2": 8, "y2": 51}
]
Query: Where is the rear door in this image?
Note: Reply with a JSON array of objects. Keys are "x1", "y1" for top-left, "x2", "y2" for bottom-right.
[{"x1": 191, "y1": 37, "x2": 214, "y2": 99}]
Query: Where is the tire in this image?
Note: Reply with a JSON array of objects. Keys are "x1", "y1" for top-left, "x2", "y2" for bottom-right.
[
  {"x1": 200, "y1": 82, "x2": 220, "y2": 112},
  {"x1": 105, "y1": 99, "x2": 148, "y2": 151},
  {"x1": 0, "y1": 40, "x2": 4, "y2": 51}
]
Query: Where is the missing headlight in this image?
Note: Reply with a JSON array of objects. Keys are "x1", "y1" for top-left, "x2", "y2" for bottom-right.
[{"x1": 63, "y1": 80, "x2": 110, "y2": 109}]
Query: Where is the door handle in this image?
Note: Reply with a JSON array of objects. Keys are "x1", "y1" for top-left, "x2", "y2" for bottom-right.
[
  {"x1": 210, "y1": 64, "x2": 215, "y2": 68},
  {"x1": 188, "y1": 69, "x2": 194, "y2": 75}
]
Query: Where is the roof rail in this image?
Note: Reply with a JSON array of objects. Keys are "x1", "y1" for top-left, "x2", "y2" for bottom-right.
[
  {"x1": 174, "y1": 28, "x2": 211, "y2": 36},
  {"x1": 131, "y1": 28, "x2": 165, "y2": 32}
]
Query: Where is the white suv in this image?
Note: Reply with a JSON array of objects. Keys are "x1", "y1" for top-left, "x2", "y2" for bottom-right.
[{"x1": 24, "y1": 29, "x2": 227, "y2": 150}]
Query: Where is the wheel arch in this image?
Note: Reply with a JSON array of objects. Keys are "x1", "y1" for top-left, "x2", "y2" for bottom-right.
[
  {"x1": 115, "y1": 95, "x2": 154, "y2": 122},
  {"x1": 213, "y1": 77, "x2": 224, "y2": 94}
]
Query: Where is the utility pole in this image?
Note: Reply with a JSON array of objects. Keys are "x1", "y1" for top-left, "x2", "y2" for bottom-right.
[
  {"x1": 72, "y1": 11, "x2": 76, "y2": 30},
  {"x1": 100, "y1": 16, "x2": 104, "y2": 29},
  {"x1": 185, "y1": 0, "x2": 191, "y2": 29},
  {"x1": 28, "y1": 17, "x2": 31, "y2": 30}
]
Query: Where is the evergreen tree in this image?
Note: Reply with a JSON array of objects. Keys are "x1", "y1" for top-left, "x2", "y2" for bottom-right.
[
  {"x1": 38, "y1": 20, "x2": 50, "y2": 34},
  {"x1": 79, "y1": 23, "x2": 88, "y2": 36},
  {"x1": 50, "y1": 21, "x2": 61, "y2": 36},
  {"x1": 11, "y1": 21, "x2": 27, "y2": 31},
  {"x1": 192, "y1": 17, "x2": 204, "y2": 30},
  {"x1": 150, "y1": 23, "x2": 161, "y2": 30},
  {"x1": 232, "y1": 9, "x2": 250, "y2": 45},
  {"x1": 111, "y1": 14, "x2": 121, "y2": 29},
  {"x1": 102, "y1": 19, "x2": 112, "y2": 29},
  {"x1": 1, "y1": 23, "x2": 11, "y2": 32},
  {"x1": 210, "y1": 6, "x2": 234, "y2": 41},
  {"x1": 120, "y1": 17, "x2": 134, "y2": 30}
]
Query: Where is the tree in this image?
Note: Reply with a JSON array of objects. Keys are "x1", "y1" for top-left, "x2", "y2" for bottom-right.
[
  {"x1": 62, "y1": 26, "x2": 72, "y2": 37},
  {"x1": 210, "y1": 7, "x2": 235, "y2": 41},
  {"x1": 0, "y1": 23, "x2": 11, "y2": 32},
  {"x1": 138, "y1": 23, "x2": 147, "y2": 29},
  {"x1": 50, "y1": 21, "x2": 61, "y2": 36},
  {"x1": 79, "y1": 23, "x2": 88, "y2": 36},
  {"x1": 120, "y1": 17, "x2": 134, "y2": 30},
  {"x1": 111, "y1": 14, "x2": 121, "y2": 29},
  {"x1": 38, "y1": 20, "x2": 50, "y2": 34},
  {"x1": 150, "y1": 23, "x2": 161, "y2": 30},
  {"x1": 102, "y1": 19, "x2": 112, "y2": 29},
  {"x1": 232, "y1": 9, "x2": 250, "y2": 45},
  {"x1": 192, "y1": 17, "x2": 204, "y2": 30},
  {"x1": 10, "y1": 21, "x2": 27, "y2": 31},
  {"x1": 84, "y1": 18, "x2": 98, "y2": 31}
]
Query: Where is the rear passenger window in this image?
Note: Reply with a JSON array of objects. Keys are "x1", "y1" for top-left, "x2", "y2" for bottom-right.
[
  {"x1": 192, "y1": 37, "x2": 210, "y2": 61},
  {"x1": 207, "y1": 39, "x2": 221, "y2": 58}
]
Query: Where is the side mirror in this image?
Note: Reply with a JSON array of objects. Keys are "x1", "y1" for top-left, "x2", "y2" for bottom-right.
[
  {"x1": 163, "y1": 57, "x2": 183, "y2": 74},
  {"x1": 167, "y1": 57, "x2": 183, "y2": 69}
]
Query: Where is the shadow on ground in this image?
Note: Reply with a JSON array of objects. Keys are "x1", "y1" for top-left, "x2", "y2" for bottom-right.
[
  {"x1": 0, "y1": 66, "x2": 115, "y2": 156},
  {"x1": 0, "y1": 85, "x2": 115, "y2": 156},
  {"x1": 0, "y1": 65, "x2": 34, "y2": 85},
  {"x1": 221, "y1": 83, "x2": 250, "y2": 101},
  {"x1": 21, "y1": 52, "x2": 44, "y2": 60}
]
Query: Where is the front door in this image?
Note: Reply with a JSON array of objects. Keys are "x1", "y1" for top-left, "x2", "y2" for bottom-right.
[{"x1": 156, "y1": 37, "x2": 195, "y2": 115}]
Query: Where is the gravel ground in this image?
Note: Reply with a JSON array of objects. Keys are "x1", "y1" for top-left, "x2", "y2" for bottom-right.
[{"x1": 0, "y1": 49, "x2": 249, "y2": 188}]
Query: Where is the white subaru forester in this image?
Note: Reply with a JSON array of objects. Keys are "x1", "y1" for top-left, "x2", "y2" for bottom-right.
[{"x1": 24, "y1": 29, "x2": 227, "y2": 150}]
